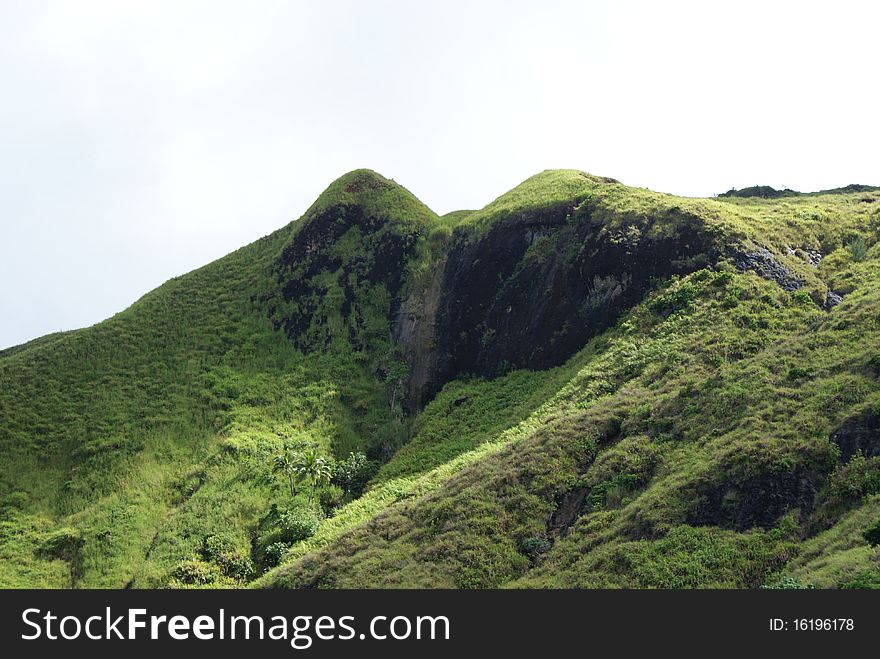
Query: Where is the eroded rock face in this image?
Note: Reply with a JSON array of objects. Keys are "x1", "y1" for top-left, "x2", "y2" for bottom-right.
[
  {"x1": 547, "y1": 485, "x2": 590, "y2": 539},
  {"x1": 687, "y1": 466, "x2": 827, "y2": 531},
  {"x1": 399, "y1": 204, "x2": 719, "y2": 407},
  {"x1": 272, "y1": 198, "x2": 739, "y2": 411},
  {"x1": 272, "y1": 203, "x2": 420, "y2": 351},
  {"x1": 730, "y1": 247, "x2": 804, "y2": 292},
  {"x1": 830, "y1": 408, "x2": 880, "y2": 460}
]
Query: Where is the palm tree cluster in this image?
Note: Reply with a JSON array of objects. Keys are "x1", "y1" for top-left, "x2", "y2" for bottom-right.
[{"x1": 272, "y1": 444, "x2": 334, "y2": 504}]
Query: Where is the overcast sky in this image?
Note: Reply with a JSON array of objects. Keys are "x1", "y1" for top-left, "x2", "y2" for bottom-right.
[{"x1": 1, "y1": 1, "x2": 878, "y2": 349}]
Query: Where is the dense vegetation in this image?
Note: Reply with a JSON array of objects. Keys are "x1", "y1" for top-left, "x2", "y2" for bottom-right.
[
  {"x1": 720, "y1": 184, "x2": 880, "y2": 199},
  {"x1": 2, "y1": 169, "x2": 879, "y2": 589}
]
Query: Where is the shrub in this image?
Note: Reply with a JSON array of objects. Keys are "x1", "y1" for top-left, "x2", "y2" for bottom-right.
[
  {"x1": 827, "y1": 453, "x2": 880, "y2": 504},
  {"x1": 712, "y1": 270, "x2": 734, "y2": 287},
  {"x1": 264, "y1": 542, "x2": 290, "y2": 567},
  {"x1": 253, "y1": 503, "x2": 321, "y2": 571},
  {"x1": 171, "y1": 558, "x2": 223, "y2": 585},
  {"x1": 319, "y1": 484, "x2": 345, "y2": 514},
  {"x1": 333, "y1": 451, "x2": 376, "y2": 497},
  {"x1": 762, "y1": 576, "x2": 815, "y2": 589},
  {"x1": 278, "y1": 506, "x2": 320, "y2": 544},
  {"x1": 847, "y1": 236, "x2": 868, "y2": 262},
  {"x1": 197, "y1": 534, "x2": 254, "y2": 581},
  {"x1": 37, "y1": 527, "x2": 83, "y2": 561},
  {"x1": 520, "y1": 536, "x2": 552, "y2": 560},
  {"x1": 218, "y1": 552, "x2": 255, "y2": 581},
  {"x1": 722, "y1": 288, "x2": 744, "y2": 309},
  {"x1": 200, "y1": 534, "x2": 232, "y2": 562},
  {"x1": 651, "y1": 281, "x2": 700, "y2": 316},
  {"x1": 841, "y1": 571, "x2": 880, "y2": 589}
]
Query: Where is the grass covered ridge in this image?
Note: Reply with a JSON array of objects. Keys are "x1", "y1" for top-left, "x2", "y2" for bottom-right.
[{"x1": 2, "y1": 169, "x2": 879, "y2": 588}]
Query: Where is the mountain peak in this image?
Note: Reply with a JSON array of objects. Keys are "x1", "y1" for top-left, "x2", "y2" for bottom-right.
[{"x1": 303, "y1": 169, "x2": 437, "y2": 228}]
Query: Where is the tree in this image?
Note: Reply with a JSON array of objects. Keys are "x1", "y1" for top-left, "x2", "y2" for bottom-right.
[
  {"x1": 292, "y1": 446, "x2": 334, "y2": 504},
  {"x1": 334, "y1": 451, "x2": 375, "y2": 497},
  {"x1": 274, "y1": 443, "x2": 334, "y2": 503},
  {"x1": 272, "y1": 453, "x2": 298, "y2": 499}
]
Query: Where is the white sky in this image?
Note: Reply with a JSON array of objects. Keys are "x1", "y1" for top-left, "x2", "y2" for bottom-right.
[{"x1": 1, "y1": 0, "x2": 878, "y2": 349}]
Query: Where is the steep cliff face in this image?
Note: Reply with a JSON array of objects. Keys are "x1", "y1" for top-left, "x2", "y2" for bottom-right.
[
  {"x1": 271, "y1": 172, "x2": 788, "y2": 412},
  {"x1": 267, "y1": 167, "x2": 859, "y2": 426},
  {"x1": 267, "y1": 169, "x2": 436, "y2": 355},
  {"x1": 395, "y1": 200, "x2": 721, "y2": 408},
  {"x1": 272, "y1": 201, "x2": 421, "y2": 352},
  {"x1": 392, "y1": 252, "x2": 447, "y2": 410}
]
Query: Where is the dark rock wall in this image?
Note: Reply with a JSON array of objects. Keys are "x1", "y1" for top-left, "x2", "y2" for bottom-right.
[
  {"x1": 400, "y1": 203, "x2": 719, "y2": 407},
  {"x1": 273, "y1": 199, "x2": 721, "y2": 410},
  {"x1": 687, "y1": 466, "x2": 827, "y2": 531},
  {"x1": 831, "y1": 408, "x2": 880, "y2": 460},
  {"x1": 271, "y1": 203, "x2": 420, "y2": 351}
]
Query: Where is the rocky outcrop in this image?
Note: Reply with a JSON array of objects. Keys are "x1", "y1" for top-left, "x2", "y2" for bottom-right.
[
  {"x1": 272, "y1": 185, "x2": 825, "y2": 412},
  {"x1": 271, "y1": 203, "x2": 421, "y2": 351},
  {"x1": 687, "y1": 465, "x2": 827, "y2": 531},
  {"x1": 729, "y1": 247, "x2": 804, "y2": 292},
  {"x1": 393, "y1": 253, "x2": 447, "y2": 411},
  {"x1": 830, "y1": 408, "x2": 880, "y2": 460},
  {"x1": 547, "y1": 485, "x2": 590, "y2": 539},
  {"x1": 824, "y1": 290, "x2": 844, "y2": 309},
  {"x1": 397, "y1": 203, "x2": 719, "y2": 408}
]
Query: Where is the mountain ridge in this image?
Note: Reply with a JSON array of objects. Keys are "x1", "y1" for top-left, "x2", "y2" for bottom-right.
[{"x1": 1, "y1": 169, "x2": 879, "y2": 589}]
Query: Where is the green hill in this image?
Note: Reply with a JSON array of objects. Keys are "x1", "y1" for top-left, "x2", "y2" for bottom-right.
[{"x1": 2, "y1": 169, "x2": 879, "y2": 589}]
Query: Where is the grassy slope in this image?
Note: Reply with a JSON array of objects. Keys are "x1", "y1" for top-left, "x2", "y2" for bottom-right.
[
  {"x1": 3, "y1": 169, "x2": 879, "y2": 588},
  {"x1": 0, "y1": 169, "x2": 437, "y2": 587}
]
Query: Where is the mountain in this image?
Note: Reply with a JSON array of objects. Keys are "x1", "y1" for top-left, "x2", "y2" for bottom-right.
[{"x1": 1, "y1": 169, "x2": 879, "y2": 589}]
